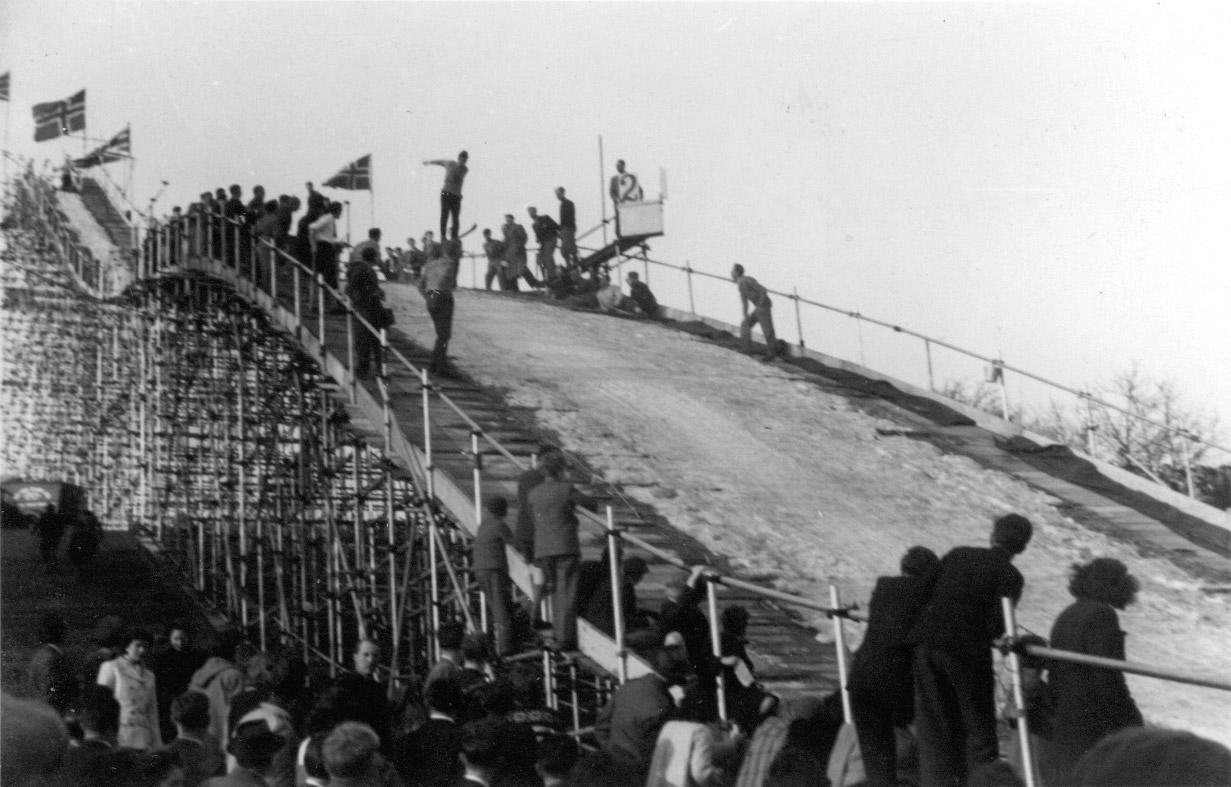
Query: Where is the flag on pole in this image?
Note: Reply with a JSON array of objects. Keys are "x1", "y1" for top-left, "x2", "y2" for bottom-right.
[
  {"x1": 33, "y1": 89, "x2": 86, "y2": 142},
  {"x1": 71, "y1": 127, "x2": 132, "y2": 169},
  {"x1": 0, "y1": 73, "x2": 10, "y2": 102},
  {"x1": 323, "y1": 154, "x2": 371, "y2": 191}
]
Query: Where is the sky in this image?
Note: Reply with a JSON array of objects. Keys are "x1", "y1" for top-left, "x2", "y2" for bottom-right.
[{"x1": 2, "y1": 1, "x2": 1229, "y2": 455}]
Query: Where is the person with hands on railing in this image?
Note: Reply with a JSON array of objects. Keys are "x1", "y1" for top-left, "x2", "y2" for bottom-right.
[
  {"x1": 731, "y1": 264, "x2": 780, "y2": 362},
  {"x1": 556, "y1": 187, "x2": 579, "y2": 269},
  {"x1": 905, "y1": 513, "x2": 1033, "y2": 787},
  {"x1": 418, "y1": 239, "x2": 461, "y2": 377},
  {"x1": 528, "y1": 206, "x2": 560, "y2": 282},
  {"x1": 659, "y1": 566, "x2": 716, "y2": 683},
  {"x1": 310, "y1": 201, "x2": 348, "y2": 301}
]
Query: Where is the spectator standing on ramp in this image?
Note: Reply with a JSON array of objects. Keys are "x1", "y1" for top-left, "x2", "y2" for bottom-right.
[
  {"x1": 526, "y1": 451, "x2": 598, "y2": 652},
  {"x1": 528, "y1": 206, "x2": 560, "y2": 282},
  {"x1": 424, "y1": 151, "x2": 469, "y2": 240},
  {"x1": 502, "y1": 213, "x2": 538, "y2": 290},
  {"x1": 346, "y1": 247, "x2": 391, "y2": 380},
  {"x1": 310, "y1": 201, "x2": 347, "y2": 295},
  {"x1": 556, "y1": 187, "x2": 579, "y2": 268},
  {"x1": 418, "y1": 239, "x2": 461, "y2": 377},
  {"x1": 906, "y1": 513, "x2": 1033, "y2": 787},
  {"x1": 731, "y1": 264, "x2": 780, "y2": 362},
  {"x1": 474, "y1": 495, "x2": 517, "y2": 657}
]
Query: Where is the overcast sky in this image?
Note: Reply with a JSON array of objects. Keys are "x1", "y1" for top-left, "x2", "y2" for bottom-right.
[{"x1": 3, "y1": 1, "x2": 1229, "y2": 452}]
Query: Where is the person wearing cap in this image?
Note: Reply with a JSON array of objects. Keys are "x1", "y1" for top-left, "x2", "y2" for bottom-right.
[
  {"x1": 594, "y1": 642, "x2": 691, "y2": 776},
  {"x1": 848, "y1": 546, "x2": 940, "y2": 787},
  {"x1": 907, "y1": 514, "x2": 1034, "y2": 787}
]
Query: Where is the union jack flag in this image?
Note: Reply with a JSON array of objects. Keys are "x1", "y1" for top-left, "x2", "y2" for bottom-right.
[
  {"x1": 72, "y1": 127, "x2": 132, "y2": 169},
  {"x1": 33, "y1": 89, "x2": 85, "y2": 142},
  {"x1": 323, "y1": 154, "x2": 371, "y2": 191}
]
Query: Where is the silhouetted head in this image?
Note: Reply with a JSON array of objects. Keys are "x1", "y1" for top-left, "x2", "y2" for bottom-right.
[
  {"x1": 1069, "y1": 557, "x2": 1139, "y2": 609},
  {"x1": 991, "y1": 513, "x2": 1033, "y2": 555},
  {"x1": 485, "y1": 495, "x2": 508, "y2": 518},
  {"x1": 323, "y1": 722, "x2": 380, "y2": 781},
  {"x1": 1070, "y1": 727, "x2": 1231, "y2": 787},
  {"x1": 368, "y1": 228, "x2": 381, "y2": 240},
  {"x1": 555, "y1": 187, "x2": 566, "y2": 199},
  {"x1": 900, "y1": 546, "x2": 940, "y2": 578},
  {"x1": 458, "y1": 151, "x2": 469, "y2": 163},
  {"x1": 731, "y1": 263, "x2": 745, "y2": 281}
]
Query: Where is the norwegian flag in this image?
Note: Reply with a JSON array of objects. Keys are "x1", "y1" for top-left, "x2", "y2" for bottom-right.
[
  {"x1": 323, "y1": 154, "x2": 371, "y2": 191},
  {"x1": 0, "y1": 73, "x2": 10, "y2": 102},
  {"x1": 72, "y1": 127, "x2": 132, "y2": 169},
  {"x1": 33, "y1": 89, "x2": 85, "y2": 142}
]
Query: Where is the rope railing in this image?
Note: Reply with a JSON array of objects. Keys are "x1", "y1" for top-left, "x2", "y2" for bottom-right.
[{"x1": 128, "y1": 198, "x2": 1231, "y2": 764}]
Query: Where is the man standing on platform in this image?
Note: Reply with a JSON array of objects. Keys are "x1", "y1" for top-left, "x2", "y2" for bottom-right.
[
  {"x1": 418, "y1": 239, "x2": 461, "y2": 376},
  {"x1": 527, "y1": 452, "x2": 598, "y2": 651},
  {"x1": 424, "y1": 151, "x2": 469, "y2": 240},
  {"x1": 310, "y1": 201, "x2": 347, "y2": 296},
  {"x1": 907, "y1": 513, "x2": 1034, "y2": 787},
  {"x1": 731, "y1": 264, "x2": 779, "y2": 362},
  {"x1": 502, "y1": 213, "x2": 538, "y2": 290},
  {"x1": 528, "y1": 206, "x2": 560, "y2": 282},
  {"x1": 474, "y1": 496, "x2": 517, "y2": 657},
  {"x1": 556, "y1": 187, "x2": 579, "y2": 269}
]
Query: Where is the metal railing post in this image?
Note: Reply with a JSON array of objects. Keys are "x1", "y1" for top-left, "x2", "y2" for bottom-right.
[
  {"x1": 293, "y1": 263, "x2": 302, "y2": 324},
  {"x1": 471, "y1": 431, "x2": 483, "y2": 527},
  {"x1": 924, "y1": 338, "x2": 935, "y2": 392},
  {"x1": 317, "y1": 274, "x2": 326, "y2": 350},
  {"x1": 792, "y1": 289, "x2": 804, "y2": 349},
  {"x1": 830, "y1": 585, "x2": 853, "y2": 724},
  {"x1": 606, "y1": 507, "x2": 628, "y2": 684},
  {"x1": 685, "y1": 262, "x2": 696, "y2": 315},
  {"x1": 1001, "y1": 597, "x2": 1038, "y2": 787},
  {"x1": 1181, "y1": 435, "x2": 1195, "y2": 497},
  {"x1": 423, "y1": 368, "x2": 441, "y2": 659},
  {"x1": 347, "y1": 311, "x2": 356, "y2": 403},
  {"x1": 705, "y1": 575, "x2": 728, "y2": 724}
]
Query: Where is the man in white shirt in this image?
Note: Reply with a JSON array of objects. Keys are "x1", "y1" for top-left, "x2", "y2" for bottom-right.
[
  {"x1": 309, "y1": 201, "x2": 347, "y2": 293},
  {"x1": 424, "y1": 151, "x2": 469, "y2": 241}
]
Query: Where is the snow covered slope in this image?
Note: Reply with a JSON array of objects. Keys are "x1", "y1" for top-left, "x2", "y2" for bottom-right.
[{"x1": 386, "y1": 285, "x2": 1231, "y2": 746}]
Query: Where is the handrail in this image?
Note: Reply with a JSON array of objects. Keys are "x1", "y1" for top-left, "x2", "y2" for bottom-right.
[
  {"x1": 165, "y1": 208, "x2": 853, "y2": 633},
  {"x1": 615, "y1": 249, "x2": 1229, "y2": 461}
]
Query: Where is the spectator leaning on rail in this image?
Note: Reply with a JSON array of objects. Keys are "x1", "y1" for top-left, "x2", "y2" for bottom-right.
[
  {"x1": 502, "y1": 213, "x2": 538, "y2": 290},
  {"x1": 424, "y1": 150, "x2": 469, "y2": 240},
  {"x1": 310, "y1": 201, "x2": 348, "y2": 297},
  {"x1": 474, "y1": 495, "x2": 518, "y2": 657},
  {"x1": 847, "y1": 545, "x2": 940, "y2": 787},
  {"x1": 731, "y1": 263, "x2": 780, "y2": 362},
  {"x1": 1037, "y1": 558, "x2": 1144, "y2": 787},
  {"x1": 418, "y1": 238, "x2": 461, "y2": 377},
  {"x1": 526, "y1": 451, "x2": 599, "y2": 651},
  {"x1": 906, "y1": 513, "x2": 1033, "y2": 787}
]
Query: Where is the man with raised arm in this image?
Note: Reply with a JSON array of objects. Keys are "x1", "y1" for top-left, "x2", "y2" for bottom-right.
[
  {"x1": 731, "y1": 263, "x2": 779, "y2": 362},
  {"x1": 423, "y1": 151, "x2": 469, "y2": 241}
]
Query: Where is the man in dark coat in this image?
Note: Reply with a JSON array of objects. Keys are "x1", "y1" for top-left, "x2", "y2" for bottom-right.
[
  {"x1": 393, "y1": 674, "x2": 465, "y2": 787},
  {"x1": 332, "y1": 638, "x2": 392, "y2": 753},
  {"x1": 594, "y1": 644, "x2": 690, "y2": 777},
  {"x1": 33, "y1": 504, "x2": 67, "y2": 574},
  {"x1": 27, "y1": 612, "x2": 77, "y2": 713},
  {"x1": 526, "y1": 451, "x2": 597, "y2": 651},
  {"x1": 626, "y1": 272, "x2": 659, "y2": 317},
  {"x1": 907, "y1": 513, "x2": 1033, "y2": 787},
  {"x1": 849, "y1": 546, "x2": 940, "y2": 787},
  {"x1": 658, "y1": 566, "x2": 714, "y2": 681}
]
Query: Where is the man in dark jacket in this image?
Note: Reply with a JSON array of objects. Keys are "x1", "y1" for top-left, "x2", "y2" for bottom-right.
[
  {"x1": 473, "y1": 496, "x2": 516, "y2": 657},
  {"x1": 626, "y1": 272, "x2": 659, "y2": 317},
  {"x1": 346, "y1": 247, "x2": 389, "y2": 380},
  {"x1": 849, "y1": 546, "x2": 940, "y2": 787},
  {"x1": 27, "y1": 612, "x2": 77, "y2": 713},
  {"x1": 907, "y1": 513, "x2": 1033, "y2": 787},
  {"x1": 528, "y1": 206, "x2": 560, "y2": 281},
  {"x1": 393, "y1": 674, "x2": 465, "y2": 787},
  {"x1": 594, "y1": 644, "x2": 690, "y2": 776},
  {"x1": 526, "y1": 452, "x2": 597, "y2": 651}
]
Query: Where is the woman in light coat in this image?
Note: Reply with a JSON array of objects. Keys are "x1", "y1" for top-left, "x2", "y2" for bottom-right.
[{"x1": 97, "y1": 628, "x2": 162, "y2": 749}]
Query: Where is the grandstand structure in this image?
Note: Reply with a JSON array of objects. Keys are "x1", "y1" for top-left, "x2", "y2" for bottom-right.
[{"x1": 3, "y1": 168, "x2": 1229, "y2": 775}]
